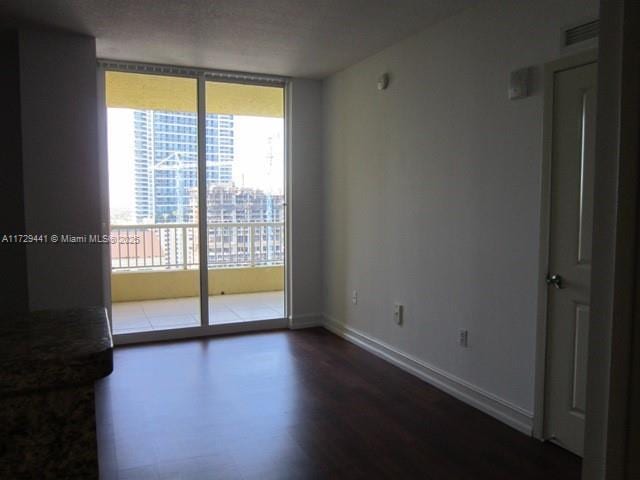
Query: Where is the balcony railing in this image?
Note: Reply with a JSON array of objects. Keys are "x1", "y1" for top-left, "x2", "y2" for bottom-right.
[{"x1": 111, "y1": 222, "x2": 284, "y2": 271}]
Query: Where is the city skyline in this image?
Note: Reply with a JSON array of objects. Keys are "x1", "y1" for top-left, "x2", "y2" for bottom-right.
[{"x1": 108, "y1": 107, "x2": 284, "y2": 224}]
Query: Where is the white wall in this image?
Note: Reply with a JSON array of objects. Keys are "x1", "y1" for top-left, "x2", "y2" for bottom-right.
[
  {"x1": 19, "y1": 29, "x2": 106, "y2": 310},
  {"x1": 289, "y1": 79, "x2": 324, "y2": 326},
  {"x1": 322, "y1": 0, "x2": 598, "y2": 430}
]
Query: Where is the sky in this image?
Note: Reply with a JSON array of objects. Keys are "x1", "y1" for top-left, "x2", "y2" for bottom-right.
[{"x1": 107, "y1": 108, "x2": 284, "y2": 216}]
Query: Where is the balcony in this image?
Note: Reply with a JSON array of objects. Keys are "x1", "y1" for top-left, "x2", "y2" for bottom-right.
[{"x1": 110, "y1": 222, "x2": 285, "y2": 334}]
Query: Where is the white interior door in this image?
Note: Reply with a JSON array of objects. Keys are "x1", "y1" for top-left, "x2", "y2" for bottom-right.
[{"x1": 544, "y1": 60, "x2": 598, "y2": 456}]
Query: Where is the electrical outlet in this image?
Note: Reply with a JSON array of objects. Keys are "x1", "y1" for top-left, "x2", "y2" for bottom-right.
[
  {"x1": 352, "y1": 290, "x2": 358, "y2": 305},
  {"x1": 393, "y1": 304, "x2": 403, "y2": 325},
  {"x1": 459, "y1": 329, "x2": 469, "y2": 348}
]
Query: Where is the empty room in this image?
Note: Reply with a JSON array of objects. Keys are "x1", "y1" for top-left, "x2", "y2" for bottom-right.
[{"x1": 0, "y1": 1, "x2": 638, "y2": 479}]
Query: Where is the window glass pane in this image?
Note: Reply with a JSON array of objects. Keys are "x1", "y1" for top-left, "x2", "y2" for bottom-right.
[
  {"x1": 106, "y1": 72, "x2": 201, "y2": 334},
  {"x1": 205, "y1": 82, "x2": 285, "y2": 325}
]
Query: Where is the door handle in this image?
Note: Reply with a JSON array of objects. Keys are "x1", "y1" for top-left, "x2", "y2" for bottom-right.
[{"x1": 546, "y1": 274, "x2": 563, "y2": 289}]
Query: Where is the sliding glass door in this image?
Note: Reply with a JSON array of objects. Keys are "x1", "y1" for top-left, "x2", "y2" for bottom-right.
[
  {"x1": 107, "y1": 72, "x2": 203, "y2": 335},
  {"x1": 204, "y1": 81, "x2": 285, "y2": 325},
  {"x1": 104, "y1": 66, "x2": 286, "y2": 340}
]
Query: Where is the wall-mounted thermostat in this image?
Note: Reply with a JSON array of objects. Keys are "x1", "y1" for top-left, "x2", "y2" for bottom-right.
[
  {"x1": 377, "y1": 73, "x2": 390, "y2": 91},
  {"x1": 509, "y1": 67, "x2": 531, "y2": 100}
]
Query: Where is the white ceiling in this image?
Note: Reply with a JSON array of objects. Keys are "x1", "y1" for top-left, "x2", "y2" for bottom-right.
[{"x1": 0, "y1": 0, "x2": 479, "y2": 79}]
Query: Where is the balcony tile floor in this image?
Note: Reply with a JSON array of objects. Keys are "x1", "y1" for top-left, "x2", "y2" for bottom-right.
[{"x1": 112, "y1": 291, "x2": 284, "y2": 334}]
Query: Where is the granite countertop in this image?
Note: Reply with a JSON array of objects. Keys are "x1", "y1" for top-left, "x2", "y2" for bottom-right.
[{"x1": 0, "y1": 307, "x2": 113, "y2": 396}]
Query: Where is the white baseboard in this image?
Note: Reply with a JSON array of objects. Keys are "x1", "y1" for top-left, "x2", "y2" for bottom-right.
[
  {"x1": 323, "y1": 315, "x2": 534, "y2": 435},
  {"x1": 289, "y1": 313, "x2": 324, "y2": 330}
]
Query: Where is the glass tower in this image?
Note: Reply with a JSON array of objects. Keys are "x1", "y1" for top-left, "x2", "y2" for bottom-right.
[{"x1": 133, "y1": 111, "x2": 235, "y2": 223}]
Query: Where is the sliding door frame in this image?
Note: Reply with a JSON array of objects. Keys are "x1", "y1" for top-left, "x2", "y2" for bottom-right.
[
  {"x1": 99, "y1": 60, "x2": 290, "y2": 345},
  {"x1": 196, "y1": 75, "x2": 209, "y2": 331}
]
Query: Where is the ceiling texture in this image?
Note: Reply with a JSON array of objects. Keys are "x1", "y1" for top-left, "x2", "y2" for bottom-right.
[{"x1": 0, "y1": 0, "x2": 479, "y2": 78}]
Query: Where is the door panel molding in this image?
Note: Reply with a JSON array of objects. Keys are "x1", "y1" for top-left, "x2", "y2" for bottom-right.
[
  {"x1": 577, "y1": 86, "x2": 597, "y2": 265},
  {"x1": 572, "y1": 303, "x2": 589, "y2": 415}
]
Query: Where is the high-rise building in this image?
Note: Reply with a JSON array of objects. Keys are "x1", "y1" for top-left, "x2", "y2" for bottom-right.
[
  {"x1": 204, "y1": 185, "x2": 284, "y2": 224},
  {"x1": 130, "y1": 110, "x2": 284, "y2": 268},
  {"x1": 133, "y1": 110, "x2": 235, "y2": 223},
  {"x1": 197, "y1": 184, "x2": 285, "y2": 266}
]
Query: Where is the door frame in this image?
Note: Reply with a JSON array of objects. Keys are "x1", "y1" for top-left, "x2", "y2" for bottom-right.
[
  {"x1": 284, "y1": 80, "x2": 294, "y2": 328},
  {"x1": 533, "y1": 49, "x2": 598, "y2": 440},
  {"x1": 98, "y1": 60, "x2": 291, "y2": 345}
]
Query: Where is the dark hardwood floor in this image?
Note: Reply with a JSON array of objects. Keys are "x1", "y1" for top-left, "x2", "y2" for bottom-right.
[{"x1": 96, "y1": 328, "x2": 580, "y2": 479}]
